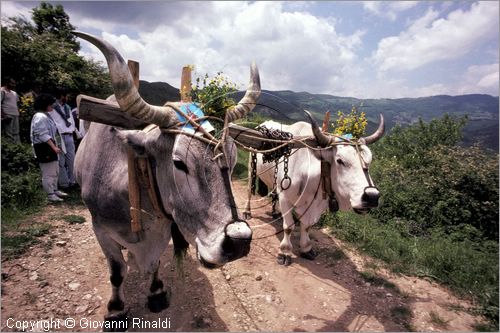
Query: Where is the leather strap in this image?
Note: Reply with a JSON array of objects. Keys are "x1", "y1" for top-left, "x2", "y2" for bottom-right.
[{"x1": 127, "y1": 125, "x2": 171, "y2": 233}]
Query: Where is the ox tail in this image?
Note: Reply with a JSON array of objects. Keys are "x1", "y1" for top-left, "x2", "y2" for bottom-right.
[{"x1": 171, "y1": 222, "x2": 189, "y2": 277}]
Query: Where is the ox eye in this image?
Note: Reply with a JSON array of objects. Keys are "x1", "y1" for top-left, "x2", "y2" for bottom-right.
[
  {"x1": 336, "y1": 158, "x2": 345, "y2": 166},
  {"x1": 173, "y1": 160, "x2": 189, "y2": 174}
]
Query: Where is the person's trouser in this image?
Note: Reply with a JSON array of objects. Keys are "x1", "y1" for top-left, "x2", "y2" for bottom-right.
[
  {"x1": 58, "y1": 134, "x2": 76, "y2": 187},
  {"x1": 40, "y1": 160, "x2": 59, "y2": 195},
  {"x1": 2, "y1": 114, "x2": 20, "y2": 143}
]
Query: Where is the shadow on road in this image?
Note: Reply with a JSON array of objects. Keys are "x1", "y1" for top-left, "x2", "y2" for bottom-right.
[{"x1": 121, "y1": 244, "x2": 228, "y2": 332}]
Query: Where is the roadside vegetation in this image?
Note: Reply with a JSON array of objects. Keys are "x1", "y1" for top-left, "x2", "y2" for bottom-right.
[{"x1": 318, "y1": 114, "x2": 499, "y2": 330}]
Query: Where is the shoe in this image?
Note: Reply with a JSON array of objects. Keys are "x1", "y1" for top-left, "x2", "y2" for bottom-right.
[
  {"x1": 48, "y1": 194, "x2": 64, "y2": 202},
  {"x1": 54, "y1": 190, "x2": 69, "y2": 197}
]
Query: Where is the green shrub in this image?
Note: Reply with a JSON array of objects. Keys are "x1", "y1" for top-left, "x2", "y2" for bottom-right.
[{"x1": 1, "y1": 142, "x2": 45, "y2": 210}]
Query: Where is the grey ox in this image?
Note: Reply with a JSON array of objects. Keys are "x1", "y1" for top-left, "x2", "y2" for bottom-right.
[
  {"x1": 73, "y1": 32, "x2": 260, "y2": 325},
  {"x1": 247, "y1": 112, "x2": 384, "y2": 266}
]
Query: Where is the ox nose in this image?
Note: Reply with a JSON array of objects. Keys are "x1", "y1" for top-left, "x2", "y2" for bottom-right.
[
  {"x1": 361, "y1": 186, "x2": 380, "y2": 208},
  {"x1": 222, "y1": 221, "x2": 252, "y2": 261}
]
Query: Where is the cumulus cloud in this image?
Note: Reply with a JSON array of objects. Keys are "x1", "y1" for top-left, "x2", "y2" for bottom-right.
[
  {"x1": 363, "y1": 1, "x2": 419, "y2": 21},
  {"x1": 372, "y1": 2, "x2": 499, "y2": 72},
  {"x1": 76, "y1": 1, "x2": 363, "y2": 95},
  {"x1": 457, "y1": 63, "x2": 499, "y2": 95}
]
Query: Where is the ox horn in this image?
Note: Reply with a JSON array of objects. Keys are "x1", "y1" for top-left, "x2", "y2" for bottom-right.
[
  {"x1": 225, "y1": 62, "x2": 261, "y2": 122},
  {"x1": 304, "y1": 110, "x2": 333, "y2": 147},
  {"x1": 73, "y1": 31, "x2": 177, "y2": 127},
  {"x1": 361, "y1": 114, "x2": 385, "y2": 144}
]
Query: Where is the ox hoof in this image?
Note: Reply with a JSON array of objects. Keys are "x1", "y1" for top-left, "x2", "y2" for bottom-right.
[
  {"x1": 276, "y1": 254, "x2": 292, "y2": 266},
  {"x1": 147, "y1": 291, "x2": 170, "y2": 313},
  {"x1": 300, "y1": 249, "x2": 317, "y2": 261},
  {"x1": 103, "y1": 309, "x2": 129, "y2": 332},
  {"x1": 243, "y1": 211, "x2": 252, "y2": 220}
]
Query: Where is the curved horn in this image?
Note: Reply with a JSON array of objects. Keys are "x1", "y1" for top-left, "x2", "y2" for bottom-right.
[
  {"x1": 304, "y1": 110, "x2": 333, "y2": 147},
  {"x1": 73, "y1": 31, "x2": 177, "y2": 127},
  {"x1": 225, "y1": 62, "x2": 261, "y2": 122},
  {"x1": 361, "y1": 114, "x2": 385, "y2": 144}
]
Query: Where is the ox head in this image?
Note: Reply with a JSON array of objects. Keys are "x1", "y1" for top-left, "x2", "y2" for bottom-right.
[
  {"x1": 305, "y1": 111, "x2": 385, "y2": 214},
  {"x1": 75, "y1": 32, "x2": 261, "y2": 268}
]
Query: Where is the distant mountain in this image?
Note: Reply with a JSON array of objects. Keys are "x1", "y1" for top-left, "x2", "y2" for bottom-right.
[{"x1": 138, "y1": 80, "x2": 499, "y2": 152}]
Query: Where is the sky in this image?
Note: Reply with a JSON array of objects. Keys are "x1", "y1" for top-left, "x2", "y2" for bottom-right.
[{"x1": 2, "y1": 1, "x2": 499, "y2": 98}]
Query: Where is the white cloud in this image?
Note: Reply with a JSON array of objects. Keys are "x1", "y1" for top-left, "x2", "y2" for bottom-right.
[
  {"x1": 372, "y1": 2, "x2": 499, "y2": 72},
  {"x1": 0, "y1": 1, "x2": 32, "y2": 24},
  {"x1": 458, "y1": 63, "x2": 499, "y2": 95},
  {"x1": 76, "y1": 1, "x2": 363, "y2": 95},
  {"x1": 363, "y1": 1, "x2": 419, "y2": 21}
]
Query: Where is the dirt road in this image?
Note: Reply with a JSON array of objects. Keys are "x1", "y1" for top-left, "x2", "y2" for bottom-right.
[{"x1": 1, "y1": 181, "x2": 483, "y2": 331}]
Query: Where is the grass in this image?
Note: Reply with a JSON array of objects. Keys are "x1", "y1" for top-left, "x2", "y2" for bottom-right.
[
  {"x1": 1, "y1": 183, "x2": 85, "y2": 261},
  {"x1": 320, "y1": 211, "x2": 499, "y2": 330},
  {"x1": 59, "y1": 214, "x2": 86, "y2": 224},
  {"x1": 2, "y1": 223, "x2": 51, "y2": 260}
]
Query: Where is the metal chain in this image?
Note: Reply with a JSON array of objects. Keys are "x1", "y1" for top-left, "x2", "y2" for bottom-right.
[
  {"x1": 250, "y1": 152, "x2": 257, "y2": 195},
  {"x1": 271, "y1": 160, "x2": 279, "y2": 214},
  {"x1": 281, "y1": 152, "x2": 291, "y2": 190},
  {"x1": 256, "y1": 125, "x2": 293, "y2": 163}
]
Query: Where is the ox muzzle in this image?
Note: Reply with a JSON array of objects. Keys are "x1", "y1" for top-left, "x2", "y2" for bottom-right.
[
  {"x1": 198, "y1": 220, "x2": 252, "y2": 269},
  {"x1": 354, "y1": 168, "x2": 380, "y2": 214}
]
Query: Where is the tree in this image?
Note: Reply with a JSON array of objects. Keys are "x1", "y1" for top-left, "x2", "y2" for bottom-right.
[
  {"x1": 1, "y1": 3, "x2": 111, "y2": 96},
  {"x1": 32, "y1": 2, "x2": 79, "y2": 51}
]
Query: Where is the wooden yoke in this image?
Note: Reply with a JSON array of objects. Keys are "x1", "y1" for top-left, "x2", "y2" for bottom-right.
[{"x1": 127, "y1": 60, "x2": 143, "y2": 233}]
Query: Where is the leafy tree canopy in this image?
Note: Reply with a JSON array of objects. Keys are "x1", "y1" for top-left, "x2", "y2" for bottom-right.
[{"x1": 1, "y1": 2, "x2": 111, "y2": 97}]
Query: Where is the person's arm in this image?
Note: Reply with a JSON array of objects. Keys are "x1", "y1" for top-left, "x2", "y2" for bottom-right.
[{"x1": 46, "y1": 139, "x2": 61, "y2": 154}]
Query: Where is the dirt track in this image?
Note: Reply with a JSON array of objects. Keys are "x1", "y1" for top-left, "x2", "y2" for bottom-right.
[{"x1": 1, "y1": 180, "x2": 484, "y2": 331}]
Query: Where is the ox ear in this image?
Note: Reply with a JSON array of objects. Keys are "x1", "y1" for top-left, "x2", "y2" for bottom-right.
[{"x1": 112, "y1": 128, "x2": 147, "y2": 156}]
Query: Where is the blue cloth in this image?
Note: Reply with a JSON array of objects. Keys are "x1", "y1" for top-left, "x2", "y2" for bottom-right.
[{"x1": 175, "y1": 103, "x2": 214, "y2": 133}]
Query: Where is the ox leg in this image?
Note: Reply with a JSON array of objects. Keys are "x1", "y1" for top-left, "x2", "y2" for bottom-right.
[
  {"x1": 147, "y1": 267, "x2": 170, "y2": 312},
  {"x1": 299, "y1": 223, "x2": 317, "y2": 260},
  {"x1": 277, "y1": 200, "x2": 295, "y2": 266},
  {"x1": 94, "y1": 232, "x2": 128, "y2": 331}
]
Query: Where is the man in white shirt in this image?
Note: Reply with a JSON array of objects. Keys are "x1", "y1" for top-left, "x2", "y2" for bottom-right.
[
  {"x1": 50, "y1": 89, "x2": 78, "y2": 189},
  {"x1": 1, "y1": 78, "x2": 21, "y2": 143}
]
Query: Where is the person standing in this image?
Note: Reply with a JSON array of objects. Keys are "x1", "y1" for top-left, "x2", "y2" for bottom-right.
[
  {"x1": 30, "y1": 93, "x2": 68, "y2": 202},
  {"x1": 50, "y1": 89, "x2": 77, "y2": 189},
  {"x1": 1, "y1": 78, "x2": 21, "y2": 143}
]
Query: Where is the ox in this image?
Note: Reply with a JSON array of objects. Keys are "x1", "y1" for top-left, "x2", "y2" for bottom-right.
[
  {"x1": 249, "y1": 112, "x2": 384, "y2": 265},
  {"x1": 73, "y1": 32, "x2": 260, "y2": 325}
]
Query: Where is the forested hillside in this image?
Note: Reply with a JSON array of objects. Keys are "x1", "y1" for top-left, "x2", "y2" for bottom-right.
[{"x1": 138, "y1": 81, "x2": 499, "y2": 151}]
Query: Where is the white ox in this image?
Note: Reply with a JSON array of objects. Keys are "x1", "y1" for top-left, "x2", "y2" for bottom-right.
[{"x1": 250, "y1": 112, "x2": 384, "y2": 265}]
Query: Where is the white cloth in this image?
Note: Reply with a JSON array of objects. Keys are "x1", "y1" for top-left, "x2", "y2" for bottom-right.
[
  {"x1": 1, "y1": 87, "x2": 19, "y2": 116},
  {"x1": 49, "y1": 104, "x2": 76, "y2": 134}
]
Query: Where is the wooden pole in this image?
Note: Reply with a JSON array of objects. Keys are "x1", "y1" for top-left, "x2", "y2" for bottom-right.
[
  {"x1": 322, "y1": 111, "x2": 331, "y2": 132},
  {"x1": 180, "y1": 66, "x2": 192, "y2": 102},
  {"x1": 127, "y1": 59, "x2": 142, "y2": 233},
  {"x1": 128, "y1": 60, "x2": 140, "y2": 89}
]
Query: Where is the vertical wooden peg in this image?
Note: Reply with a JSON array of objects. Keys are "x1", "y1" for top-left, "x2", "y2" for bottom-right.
[
  {"x1": 128, "y1": 60, "x2": 140, "y2": 89},
  {"x1": 180, "y1": 66, "x2": 192, "y2": 103},
  {"x1": 322, "y1": 111, "x2": 331, "y2": 132}
]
